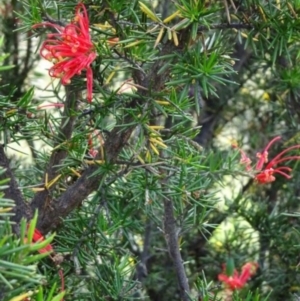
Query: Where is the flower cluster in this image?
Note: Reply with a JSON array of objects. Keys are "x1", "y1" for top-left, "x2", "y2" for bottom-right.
[
  {"x1": 33, "y1": 3, "x2": 96, "y2": 102},
  {"x1": 218, "y1": 262, "x2": 258, "y2": 290},
  {"x1": 235, "y1": 136, "x2": 300, "y2": 184}
]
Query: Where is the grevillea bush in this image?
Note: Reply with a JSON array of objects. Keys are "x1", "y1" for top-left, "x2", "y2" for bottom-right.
[{"x1": 1, "y1": 1, "x2": 300, "y2": 301}]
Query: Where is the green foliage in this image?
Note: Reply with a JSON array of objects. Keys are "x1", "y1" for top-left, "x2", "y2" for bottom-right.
[
  {"x1": 1, "y1": 0, "x2": 300, "y2": 300},
  {"x1": 0, "y1": 36, "x2": 14, "y2": 72},
  {"x1": 0, "y1": 176, "x2": 62, "y2": 301}
]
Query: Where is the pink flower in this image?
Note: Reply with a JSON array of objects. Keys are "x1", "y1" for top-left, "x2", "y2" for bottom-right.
[
  {"x1": 232, "y1": 144, "x2": 252, "y2": 171},
  {"x1": 37, "y1": 103, "x2": 64, "y2": 110},
  {"x1": 254, "y1": 136, "x2": 300, "y2": 183},
  {"x1": 218, "y1": 262, "x2": 258, "y2": 290},
  {"x1": 33, "y1": 3, "x2": 96, "y2": 102},
  {"x1": 235, "y1": 136, "x2": 300, "y2": 184}
]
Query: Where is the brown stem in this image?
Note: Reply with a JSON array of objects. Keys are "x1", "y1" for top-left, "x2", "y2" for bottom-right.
[
  {"x1": 136, "y1": 220, "x2": 152, "y2": 282},
  {"x1": 0, "y1": 145, "x2": 32, "y2": 233},
  {"x1": 30, "y1": 86, "x2": 79, "y2": 213},
  {"x1": 34, "y1": 39, "x2": 180, "y2": 233},
  {"x1": 158, "y1": 148, "x2": 190, "y2": 301},
  {"x1": 35, "y1": 115, "x2": 135, "y2": 233},
  {"x1": 163, "y1": 197, "x2": 190, "y2": 301}
]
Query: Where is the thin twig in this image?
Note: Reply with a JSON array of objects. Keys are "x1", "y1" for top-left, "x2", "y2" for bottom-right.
[
  {"x1": 159, "y1": 149, "x2": 190, "y2": 301},
  {"x1": 136, "y1": 220, "x2": 152, "y2": 282},
  {"x1": 198, "y1": 22, "x2": 253, "y2": 31},
  {"x1": 163, "y1": 196, "x2": 190, "y2": 301},
  {"x1": 116, "y1": 21, "x2": 253, "y2": 31},
  {"x1": 43, "y1": 13, "x2": 66, "y2": 27}
]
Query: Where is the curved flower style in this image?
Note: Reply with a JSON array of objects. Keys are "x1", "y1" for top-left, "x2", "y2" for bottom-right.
[
  {"x1": 254, "y1": 136, "x2": 300, "y2": 183},
  {"x1": 33, "y1": 3, "x2": 96, "y2": 102},
  {"x1": 235, "y1": 136, "x2": 300, "y2": 184},
  {"x1": 218, "y1": 262, "x2": 258, "y2": 290}
]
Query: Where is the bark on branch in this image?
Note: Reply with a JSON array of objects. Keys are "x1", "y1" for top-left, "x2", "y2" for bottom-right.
[
  {"x1": 0, "y1": 145, "x2": 32, "y2": 232},
  {"x1": 33, "y1": 40, "x2": 180, "y2": 233},
  {"x1": 163, "y1": 197, "x2": 190, "y2": 301}
]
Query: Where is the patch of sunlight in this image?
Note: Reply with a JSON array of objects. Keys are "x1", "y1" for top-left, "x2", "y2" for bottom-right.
[
  {"x1": 209, "y1": 215, "x2": 260, "y2": 259},
  {"x1": 214, "y1": 110, "x2": 256, "y2": 150},
  {"x1": 215, "y1": 72, "x2": 275, "y2": 152},
  {"x1": 6, "y1": 141, "x2": 32, "y2": 165},
  {"x1": 213, "y1": 174, "x2": 248, "y2": 211}
]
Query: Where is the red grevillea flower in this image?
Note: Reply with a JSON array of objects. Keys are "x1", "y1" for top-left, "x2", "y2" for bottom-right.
[
  {"x1": 235, "y1": 136, "x2": 300, "y2": 184},
  {"x1": 33, "y1": 3, "x2": 96, "y2": 102},
  {"x1": 32, "y1": 228, "x2": 53, "y2": 254},
  {"x1": 218, "y1": 262, "x2": 258, "y2": 290},
  {"x1": 29, "y1": 227, "x2": 65, "y2": 300},
  {"x1": 254, "y1": 136, "x2": 300, "y2": 183}
]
